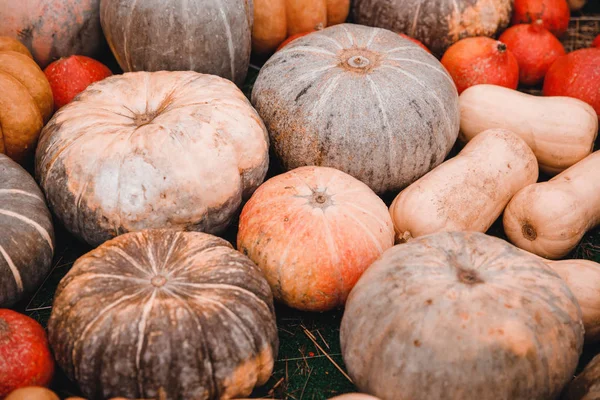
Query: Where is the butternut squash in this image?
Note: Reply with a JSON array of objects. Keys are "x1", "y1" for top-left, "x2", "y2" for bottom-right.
[
  {"x1": 390, "y1": 128, "x2": 538, "y2": 243},
  {"x1": 459, "y1": 84, "x2": 598, "y2": 175},
  {"x1": 503, "y1": 151, "x2": 600, "y2": 259},
  {"x1": 521, "y1": 250, "x2": 600, "y2": 343}
]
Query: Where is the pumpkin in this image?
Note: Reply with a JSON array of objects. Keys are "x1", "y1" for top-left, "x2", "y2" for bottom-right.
[
  {"x1": 459, "y1": 84, "x2": 598, "y2": 174},
  {"x1": 563, "y1": 353, "x2": 600, "y2": 400},
  {"x1": 593, "y1": 34, "x2": 600, "y2": 48},
  {"x1": 237, "y1": 166, "x2": 395, "y2": 311},
  {"x1": 566, "y1": 0, "x2": 586, "y2": 10},
  {"x1": 503, "y1": 151, "x2": 600, "y2": 259},
  {"x1": 352, "y1": 0, "x2": 513, "y2": 57},
  {"x1": 44, "y1": 55, "x2": 112, "y2": 109},
  {"x1": 0, "y1": 36, "x2": 53, "y2": 164},
  {"x1": 0, "y1": 154, "x2": 54, "y2": 308},
  {"x1": 541, "y1": 256, "x2": 600, "y2": 343},
  {"x1": 340, "y1": 231, "x2": 584, "y2": 400},
  {"x1": 253, "y1": 0, "x2": 349, "y2": 54},
  {"x1": 0, "y1": 310, "x2": 55, "y2": 397},
  {"x1": 252, "y1": 23, "x2": 460, "y2": 194},
  {"x1": 329, "y1": 395, "x2": 381, "y2": 400},
  {"x1": 389, "y1": 129, "x2": 538, "y2": 243},
  {"x1": 100, "y1": 0, "x2": 253, "y2": 86},
  {"x1": 398, "y1": 33, "x2": 431, "y2": 53},
  {"x1": 543, "y1": 49, "x2": 600, "y2": 118},
  {"x1": 511, "y1": 0, "x2": 570, "y2": 37},
  {"x1": 5, "y1": 387, "x2": 59, "y2": 400},
  {"x1": 35, "y1": 71, "x2": 269, "y2": 247},
  {"x1": 440, "y1": 37, "x2": 519, "y2": 94},
  {"x1": 0, "y1": 0, "x2": 104, "y2": 68},
  {"x1": 48, "y1": 229, "x2": 278, "y2": 400},
  {"x1": 498, "y1": 21, "x2": 566, "y2": 86}
]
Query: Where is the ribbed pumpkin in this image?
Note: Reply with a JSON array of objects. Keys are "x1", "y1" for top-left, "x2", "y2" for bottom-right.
[
  {"x1": 0, "y1": 0, "x2": 104, "y2": 68},
  {"x1": 0, "y1": 154, "x2": 54, "y2": 307},
  {"x1": 252, "y1": 0, "x2": 350, "y2": 54},
  {"x1": 48, "y1": 229, "x2": 278, "y2": 400},
  {"x1": 100, "y1": 0, "x2": 253, "y2": 86},
  {"x1": 341, "y1": 231, "x2": 584, "y2": 400},
  {"x1": 0, "y1": 37, "x2": 53, "y2": 164},
  {"x1": 237, "y1": 166, "x2": 395, "y2": 311},
  {"x1": 252, "y1": 23, "x2": 460, "y2": 194},
  {"x1": 352, "y1": 0, "x2": 513, "y2": 57},
  {"x1": 36, "y1": 71, "x2": 269, "y2": 247}
]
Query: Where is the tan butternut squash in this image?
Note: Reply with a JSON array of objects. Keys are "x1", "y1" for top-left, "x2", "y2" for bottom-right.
[
  {"x1": 503, "y1": 151, "x2": 600, "y2": 259},
  {"x1": 521, "y1": 250, "x2": 600, "y2": 343},
  {"x1": 390, "y1": 128, "x2": 538, "y2": 243},
  {"x1": 459, "y1": 84, "x2": 598, "y2": 174}
]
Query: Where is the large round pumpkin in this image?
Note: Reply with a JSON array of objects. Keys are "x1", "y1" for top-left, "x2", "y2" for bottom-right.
[
  {"x1": 237, "y1": 166, "x2": 395, "y2": 311},
  {"x1": 0, "y1": 37, "x2": 53, "y2": 164},
  {"x1": 0, "y1": 0, "x2": 104, "y2": 68},
  {"x1": 251, "y1": 23, "x2": 460, "y2": 194},
  {"x1": 48, "y1": 229, "x2": 278, "y2": 400},
  {"x1": 340, "y1": 231, "x2": 584, "y2": 400},
  {"x1": 0, "y1": 154, "x2": 54, "y2": 307},
  {"x1": 100, "y1": 0, "x2": 253, "y2": 86},
  {"x1": 35, "y1": 71, "x2": 269, "y2": 247},
  {"x1": 252, "y1": 0, "x2": 350, "y2": 54},
  {"x1": 352, "y1": 0, "x2": 513, "y2": 57}
]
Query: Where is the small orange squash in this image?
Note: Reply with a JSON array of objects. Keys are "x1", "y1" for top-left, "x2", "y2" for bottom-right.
[
  {"x1": 390, "y1": 129, "x2": 538, "y2": 243},
  {"x1": 252, "y1": 0, "x2": 350, "y2": 54},
  {"x1": 238, "y1": 166, "x2": 395, "y2": 312},
  {"x1": 503, "y1": 151, "x2": 600, "y2": 259},
  {"x1": 0, "y1": 36, "x2": 53, "y2": 164}
]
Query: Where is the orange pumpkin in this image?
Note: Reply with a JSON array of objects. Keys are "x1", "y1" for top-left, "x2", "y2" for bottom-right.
[
  {"x1": 237, "y1": 166, "x2": 395, "y2": 312},
  {"x1": 0, "y1": 37, "x2": 53, "y2": 164},
  {"x1": 253, "y1": 0, "x2": 350, "y2": 54},
  {"x1": 0, "y1": 0, "x2": 104, "y2": 68}
]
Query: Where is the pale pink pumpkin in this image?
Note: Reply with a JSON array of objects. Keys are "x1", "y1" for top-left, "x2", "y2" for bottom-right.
[{"x1": 237, "y1": 166, "x2": 394, "y2": 312}]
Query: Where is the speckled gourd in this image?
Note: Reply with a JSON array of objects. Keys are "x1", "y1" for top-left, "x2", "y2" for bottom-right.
[
  {"x1": 252, "y1": 23, "x2": 460, "y2": 194},
  {"x1": 35, "y1": 71, "x2": 269, "y2": 247},
  {"x1": 0, "y1": 154, "x2": 54, "y2": 307},
  {"x1": 341, "y1": 231, "x2": 584, "y2": 400},
  {"x1": 352, "y1": 0, "x2": 513, "y2": 57},
  {"x1": 100, "y1": 0, "x2": 253, "y2": 86},
  {"x1": 48, "y1": 229, "x2": 278, "y2": 400}
]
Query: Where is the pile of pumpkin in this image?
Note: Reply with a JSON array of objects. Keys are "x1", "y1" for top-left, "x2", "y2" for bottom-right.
[{"x1": 0, "y1": 0, "x2": 599, "y2": 399}]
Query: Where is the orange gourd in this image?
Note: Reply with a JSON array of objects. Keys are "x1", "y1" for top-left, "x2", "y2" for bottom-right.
[
  {"x1": 0, "y1": 36, "x2": 53, "y2": 164},
  {"x1": 253, "y1": 0, "x2": 350, "y2": 54}
]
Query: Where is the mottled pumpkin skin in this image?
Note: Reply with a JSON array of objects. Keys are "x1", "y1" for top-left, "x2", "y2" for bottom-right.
[
  {"x1": 35, "y1": 71, "x2": 269, "y2": 247},
  {"x1": 0, "y1": 37, "x2": 53, "y2": 165},
  {"x1": 100, "y1": 0, "x2": 253, "y2": 86},
  {"x1": 253, "y1": 0, "x2": 350, "y2": 54},
  {"x1": 48, "y1": 230, "x2": 279, "y2": 400},
  {"x1": 341, "y1": 232, "x2": 584, "y2": 400},
  {"x1": 352, "y1": 0, "x2": 513, "y2": 57},
  {"x1": 563, "y1": 353, "x2": 600, "y2": 400},
  {"x1": 252, "y1": 23, "x2": 460, "y2": 194},
  {"x1": 0, "y1": 0, "x2": 104, "y2": 68},
  {"x1": 237, "y1": 166, "x2": 395, "y2": 311},
  {"x1": 0, "y1": 154, "x2": 54, "y2": 308}
]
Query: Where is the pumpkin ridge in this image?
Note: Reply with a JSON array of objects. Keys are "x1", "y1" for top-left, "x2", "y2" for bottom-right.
[
  {"x1": 134, "y1": 290, "x2": 157, "y2": 395},
  {"x1": 0, "y1": 208, "x2": 53, "y2": 251},
  {"x1": 0, "y1": 245, "x2": 23, "y2": 293}
]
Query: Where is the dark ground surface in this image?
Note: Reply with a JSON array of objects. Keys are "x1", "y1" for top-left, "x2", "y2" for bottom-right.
[{"x1": 11, "y1": 3, "x2": 600, "y2": 399}]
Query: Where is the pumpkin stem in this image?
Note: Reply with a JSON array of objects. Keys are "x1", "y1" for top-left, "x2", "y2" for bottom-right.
[
  {"x1": 497, "y1": 42, "x2": 507, "y2": 53},
  {"x1": 398, "y1": 231, "x2": 413, "y2": 243},
  {"x1": 457, "y1": 268, "x2": 484, "y2": 285},
  {"x1": 522, "y1": 222, "x2": 538, "y2": 241}
]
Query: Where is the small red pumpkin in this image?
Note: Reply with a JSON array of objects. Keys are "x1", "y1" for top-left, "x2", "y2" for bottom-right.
[
  {"x1": 593, "y1": 34, "x2": 600, "y2": 48},
  {"x1": 44, "y1": 55, "x2": 112, "y2": 109},
  {"x1": 441, "y1": 37, "x2": 519, "y2": 94},
  {"x1": 511, "y1": 0, "x2": 570, "y2": 37},
  {"x1": 543, "y1": 49, "x2": 600, "y2": 117},
  {"x1": 499, "y1": 20, "x2": 566, "y2": 86},
  {"x1": 237, "y1": 166, "x2": 395, "y2": 312},
  {"x1": 398, "y1": 33, "x2": 431, "y2": 53},
  {"x1": 0, "y1": 310, "x2": 54, "y2": 397}
]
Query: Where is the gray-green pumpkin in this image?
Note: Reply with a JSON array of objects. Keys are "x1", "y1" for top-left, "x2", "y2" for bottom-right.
[
  {"x1": 251, "y1": 23, "x2": 460, "y2": 194},
  {"x1": 0, "y1": 154, "x2": 54, "y2": 307}
]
